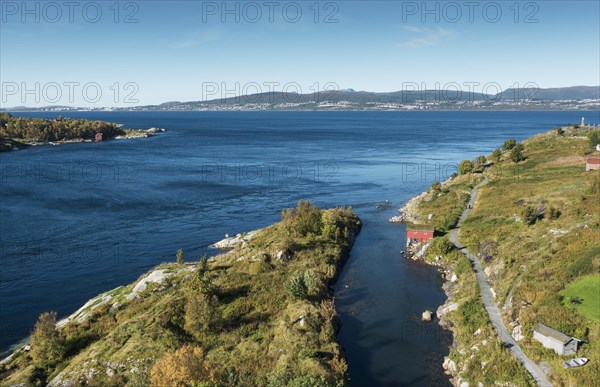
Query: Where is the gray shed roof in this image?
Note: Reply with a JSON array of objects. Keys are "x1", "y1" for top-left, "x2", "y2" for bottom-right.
[{"x1": 533, "y1": 323, "x2": 580, "y2": 344}]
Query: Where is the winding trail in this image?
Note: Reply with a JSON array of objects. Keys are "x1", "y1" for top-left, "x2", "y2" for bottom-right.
[{"x1": 448, "y1": 176, "x2": 553, "y2": 387}]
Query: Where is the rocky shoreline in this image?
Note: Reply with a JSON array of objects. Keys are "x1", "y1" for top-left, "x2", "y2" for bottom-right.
[
  {"x1": 0, "y1": 128, "x2": 165, "y2": 152},
  {"x1": 389, "y1": 176, "x2": 454, "y2": 224},
  {"x1": 0, "y1": 227, "x2": 241, "y2": 369}
]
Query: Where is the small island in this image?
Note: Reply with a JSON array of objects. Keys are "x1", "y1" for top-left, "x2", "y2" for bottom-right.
[{"x1": 0, "y1": 113, "x2": 164, "y2": 152}]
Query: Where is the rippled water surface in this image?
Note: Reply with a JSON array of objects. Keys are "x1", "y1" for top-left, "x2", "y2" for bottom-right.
[{"x1": 2, "y1": 110, "x2": 598, "y2": 384}]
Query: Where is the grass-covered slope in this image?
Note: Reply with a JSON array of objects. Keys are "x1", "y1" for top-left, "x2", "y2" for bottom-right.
[
  {"x1": 1, "y1": 202, "x2": 361, "y2": 387},
  {"x1": 410, "y1": 126, "x2": 600, "y2": 386}
]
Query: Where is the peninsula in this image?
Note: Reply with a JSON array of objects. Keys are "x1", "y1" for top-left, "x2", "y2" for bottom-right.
[
  {"x1": 0, "y1": 202, "x2": 361, "y2": 386},
  {"x1": 398, "y1": 124, "x2": 600, "y2": 386},
  {"x1": 0, "y1": 113, "x2": 164, "y2": 152}
]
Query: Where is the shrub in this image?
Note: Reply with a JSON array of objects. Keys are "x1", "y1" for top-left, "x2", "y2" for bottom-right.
[
  {"x1": 555, "y1": 127, "x2": 565, "y2": 136},
  {"x1": 198, "y1": 256, "x2": 208, "y2": 274},
  {"x1": 510, "y1": 143, "x2": 525, "y2": 163},
  {"x1": 547, "y1": 206, "x2": 561, "y2": 220},
  {"x1": 521, "y1": 206, "x2": 538, "y2": 225},
  {"x1": 429, "y1": 236, "x2": 454, "y2": 257},
  {"x1": 320, "y1": 210, "x2": 339, "y2": 241},
  {"x1": 491, "y1": 148, "x2": 502, "y2": 162},
  {"x1": 29, "y1": 312, "x2": 66, "y2": 368},
  {"x1": 429, "y1": 181, "x2": 442, "y2": 195},
  {"x1": 331, "y1": 354, "x2": 348, "y2": 379},
  {"x1": 588, "y1": 130, "x2": 600, "y2": 149},
  {"x1": 283, "y1": 200, "x2": 323, "y2": 237},
  {"x1": 458, "y1": 160, "x2": 474, "y2": 175},
  {"x1": 285, "y1": 272, "x2": 308, "y2": 300},
  {"x1": 459, "y1": 298, "x2": 488, "y2": 333},
  {"x1": 303, "y1": 270, "x2": 320, "y2": 296},
  {"x1": 150, "y1": 345, "x2": 212, "y2": 387},
  {"x1": 474, "y1": 155, "x2": 487, "y2": 168},
  {"x1": 176, "y1": 248, "x2": 184, "y2": 264},
  {"x1": 503, "y1": 138, "x2": 517, "y2": 150}
]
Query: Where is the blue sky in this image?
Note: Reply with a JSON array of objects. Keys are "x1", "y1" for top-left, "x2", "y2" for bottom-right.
[{"x1": 1, "y1": 0, "x2": 599, "y2": 107}]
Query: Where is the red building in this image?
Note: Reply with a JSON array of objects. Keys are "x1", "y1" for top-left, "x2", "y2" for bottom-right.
[
  {"x1": 95, "y1": 133, "x2": 103, "y2": 142},
  {"x1": 586, "y1": 155, "x2": 600, "y2": 171},
  {"x1": 407, "y1": 225, "x2": 435, "y2": 244}
]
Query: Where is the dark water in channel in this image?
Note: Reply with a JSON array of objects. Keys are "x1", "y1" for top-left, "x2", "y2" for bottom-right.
[{"x1": 1, "y1": 110, "x2": 598, "y2": 384}]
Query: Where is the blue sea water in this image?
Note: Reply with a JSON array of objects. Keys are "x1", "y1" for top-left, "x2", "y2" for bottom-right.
[{"x1": 1, "y1": 110, "x2": 598, "y2": 385}]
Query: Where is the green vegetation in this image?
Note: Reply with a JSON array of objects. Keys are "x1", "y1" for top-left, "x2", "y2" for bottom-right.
[
  {"x1": 510, "y1": 143, "x2": 526, "y2": 163},
  {"x1": 409, "y1": 174, "x2": 481, "y2": 233},
  {"x1": 588, "y1": 130, "x2": 600, "y2": 149},
  {"x1": 503, "y1": 138, "x2": 517, "y2": 150},
  {"x1": 0, "y1": 113, "x2": 126, "y2": 145},
  {"x1": 0, "y1": 201, "x2": 361, "y2": 386},
  {"x1": 521, "y1": 206, "x2": 538, "y2": 225},
  {"x1": 413, "y1": 126, "x2": 600, "y2": 386},
  {"x1": 29, "y1": 313, "x2": 66, "y2": 369},
  {"x1": 176, "y1": 248, "x2": 185, "y2": 265},
  {"x1": 428, "y1": 236, "x2": 454, "y2": 258},
  {"x1": 474, "y1": 155, "x2": 487, "y2": 168},
  {"x1": 458, "y1": 160, "x2": 473, "y2": 175},
  {"x1": 559, "y1": 275, "x2": 600, "y2": 322},
  {"x1": 492, "y1": 148, "x2": 502, "y2": 162}
]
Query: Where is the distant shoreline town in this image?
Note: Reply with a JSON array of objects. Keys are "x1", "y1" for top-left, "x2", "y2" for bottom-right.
[{"x1": 3, "y1": 86, "x2": 599, "y2": 112}]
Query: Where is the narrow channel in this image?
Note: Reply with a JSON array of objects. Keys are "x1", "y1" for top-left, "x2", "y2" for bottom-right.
[{"x1": 335, "y1": 204, "x2": 452, "y2": 386}]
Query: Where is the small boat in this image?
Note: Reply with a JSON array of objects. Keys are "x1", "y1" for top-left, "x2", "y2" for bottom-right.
[{"x1": 563, "y1": 358, "x2": 588, "y2": 368}]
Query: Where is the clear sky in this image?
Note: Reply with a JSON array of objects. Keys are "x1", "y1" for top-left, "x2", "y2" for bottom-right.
[{"x1": 1, "y1": 0, "x2": 599, "y2": 107}]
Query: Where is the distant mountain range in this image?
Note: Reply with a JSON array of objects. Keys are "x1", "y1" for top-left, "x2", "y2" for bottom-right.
[
  {"x1": 147, "y1": 86, "x2": 600, "y2": 107},
  {"x1": 3, "y1": 86, "x2": 599, "y2": 112}
]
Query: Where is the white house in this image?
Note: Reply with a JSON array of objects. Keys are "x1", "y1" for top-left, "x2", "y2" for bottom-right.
[{"x1": 533, "y1": 323, "x2": 580, "y2": 356}]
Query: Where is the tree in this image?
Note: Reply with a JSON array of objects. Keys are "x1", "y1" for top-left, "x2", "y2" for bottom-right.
[
  {"x1": 150, "y1": 345, "x2": 212, "y2": 387},
  {"x1": 184, "y1": 292, "x2": 220, "y2": 338},
  {"x1": 491, "y1": 148, "x2": 502, "y2": 162},
  {"x1": 29, "y1": 312, "x2": 66, "y2": 368},
  {"x1": 510, "y1": 143, "x2": 525, "y2": 163},
  {"x1": 294, "y1": 200, "x2": 323, "y2": 236},
  {"x1": 285, "y1": 272, "x2": 308, "y2": 300},
  {"x1": 458, "y1": 160, "x2": 473, "y2": 175},
  {"x1": 176, "y1": 248, "x2": 184, "y2": 264},
  {"x1": 503, "y1": 138, "x2": 517, "y2": 150},
  {"x1": 198, "y1": 256, "x2": 209, "y2": 274}
]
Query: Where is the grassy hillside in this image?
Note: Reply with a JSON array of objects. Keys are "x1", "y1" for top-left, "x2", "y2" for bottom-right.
[
  {"x1": 0, "y1": 202, "x2": 361, "y2": 387},
  {"x1": 410, "y1": 126, "x2": 600, "y2": 386}
]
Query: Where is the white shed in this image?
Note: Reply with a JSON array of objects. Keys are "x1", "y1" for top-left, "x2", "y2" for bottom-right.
[{"x1": 533, "y1": 323, "x2": 580, "y2": 356}]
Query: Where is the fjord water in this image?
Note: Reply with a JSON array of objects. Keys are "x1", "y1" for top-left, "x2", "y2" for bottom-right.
[{"x1": 2, "y1": 111, "x2": 598, "y2": 384}]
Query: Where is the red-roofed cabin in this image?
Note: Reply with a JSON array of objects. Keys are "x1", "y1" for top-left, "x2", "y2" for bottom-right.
[
  {"x1": 586, "y1": 155, "x2": 600, "y2": 171},
  {"x1": 407, "y1": 226, "x2": 435, "y2": 243},
  {"x1": 95, "y1": 133, "x2": 103, "y2": 142}
]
